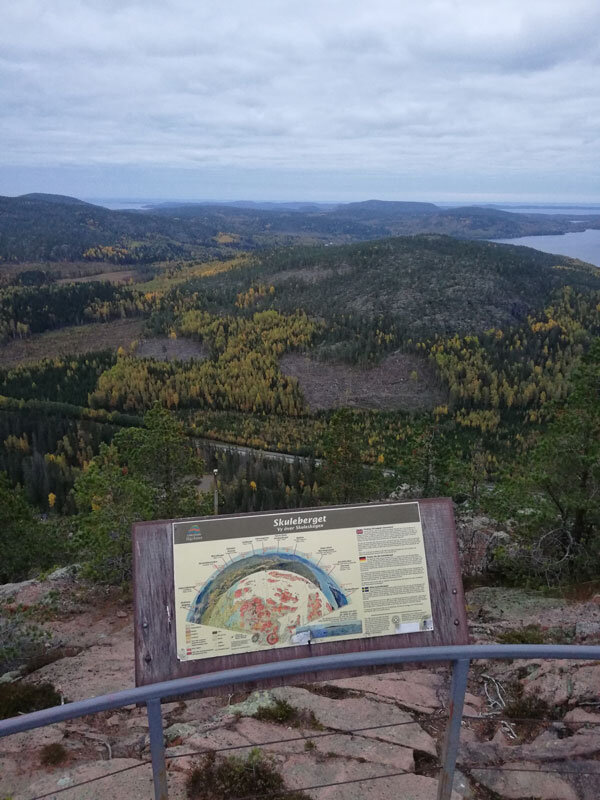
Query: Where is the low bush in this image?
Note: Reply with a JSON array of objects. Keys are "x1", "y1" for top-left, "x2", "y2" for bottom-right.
[
  {"x1": 186, "y1": 748, "x2": 309, "y2": 800},
  {"x1": 0, "y1": 682, "x2": 62, "y2": 720},
  {"x1": 0, "y1": 609, "x2": 50, "y2": 674},
  {"x1": 40, "y1": 742, "x2": 68, "y2": 766},
  {"x1": 496, "y1": 624, "x2": 573, "y2": 645},
  {"x1": 503, "y1": 682, "x2": 561, "y2": 721},
  {"x1": 253, "y1": 698, "x2": 323, "y2": 729}
]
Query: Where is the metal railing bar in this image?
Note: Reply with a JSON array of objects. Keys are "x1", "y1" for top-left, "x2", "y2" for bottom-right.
[
  {"x1": 21, "y1": 712, "x2": 600, "y2": 800},
  {"x1": 147, "y1": 697, "x2": 168, "y2": 800},
  {"x1": 438, "y1": 658, "x2": 470, "y2": 800},
  {"x1": 2, "y1": 644, "x2": 599, "y2": 739},
  {"x1": 16, "y1": 717, "x2": 444, "y2": 800},
  {"x1": 4, "y1": 644, "x2": 600, "y2": 800},
  {"x1": 21, "y1": 720, "x2": 426, "y2": 800}
]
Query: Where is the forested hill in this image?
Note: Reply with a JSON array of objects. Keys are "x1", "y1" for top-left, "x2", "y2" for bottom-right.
[
  {"x1": 181, "y1": 235, "x2": 600, "y2": 338},
  {"x1": 0, "y1": 193, "x2": 218, "y2": 262},
  {"x1": 2, "y1": 193, "x2": 600, "y2": 263}
]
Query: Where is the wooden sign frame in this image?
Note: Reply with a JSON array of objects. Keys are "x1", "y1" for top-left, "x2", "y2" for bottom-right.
[{"x1": 132, "y1": 498, "x2": 468, "y2": 691}]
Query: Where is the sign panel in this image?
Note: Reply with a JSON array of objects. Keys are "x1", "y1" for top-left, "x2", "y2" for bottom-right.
[
  {"x1": 133, "y1": 498, "x2": 468, "y2": 689},
  {"x1": 172, "y1": 502, "x2": 433, "y2": 662}
]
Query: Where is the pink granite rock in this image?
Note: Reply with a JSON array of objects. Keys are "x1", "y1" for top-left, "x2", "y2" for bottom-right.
[
  {"x1": 518, "y1": 728, "x2": 600, "y2": 761},
  {"x1": 13, "y1": 758, "x2": 188, "y2": 800},
  {"x1": 234, "y1": 717, "x2": 309, "y2": 753},
  {"x1": 270, "y1": 686, "x2": 437, "y2": 755},
  {"x1": 184, "y1": 726, "x2": 252, "y2": 753},
  {"x1": 309, "y1": 732, "x2": 414, "y2": 771},
  {"x1": 472, "y1": 761, "x2": 577, "y2": 800},
  {"x1": 563, "y1": 707, "x2": 600, "y2": 724},
  {"x1": 282, "y1": 753, "x2": 459, "y2": 800},
  {"x1": 322, "y1": 676, "x2": 441, "y2": 713}
]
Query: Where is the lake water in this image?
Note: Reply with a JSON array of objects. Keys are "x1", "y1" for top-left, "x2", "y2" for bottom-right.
[
  {"x1": 492, "y1": 204, "x2": 600, "y2": 216},
  {"x1": 491, "y1": 229, "x2": 600, "y2": 268},
  {"x1": 439, "y1": 202, "x2": 600, "y2": 216},
  {"x1": 84, "y1": 198, "x2": 154, "y2": 210}
]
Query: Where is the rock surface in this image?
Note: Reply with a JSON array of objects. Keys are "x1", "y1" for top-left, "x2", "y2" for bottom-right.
[
  {"x1": 472, "y1": 762, "x2": 578, "y2": 800},
  {"x1": 1, "y1": 575, "x2": 600, "y2": 799},
  {"x1": 270, "y1": 686, "x2": 438, "y2": 754},
  {"x1": 321, "y1": 669, "x2": 444, "y2": 712},
  {"x1": 13, "y1": 759, "x2": 188, "y2": 800}
]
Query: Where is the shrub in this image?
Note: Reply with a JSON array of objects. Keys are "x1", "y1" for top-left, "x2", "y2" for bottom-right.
[
  {"x1": 253, "y1": 699, "x2": 323, "y2": 729},
  {"x1": 503, "y1": 682, "x2": 560, "y2": 721},
  {"x1": 496, "y1": 625, "x2": 547, "y2": 645},
  {"x1": 253, "y1": 698, "x2": 296, "y2": 724},
  {"x1": 40, "y1": 743, "x2": 68, "y2": 766},
  {"x1": 186, "y1": 749, "x2": 309, "y2": 800},
  {"x1": 0, "y1": 609, "x2": 50, "y2": 674},
  {"x1": 0, "y1": 682, "x2": 62, "y2": 720},
  {"x1": 0, "y1": 475, "x2": 69, "y2": 583},
  {"x1": 497, "y1": 624, "x2": 572, "y2": 645}
]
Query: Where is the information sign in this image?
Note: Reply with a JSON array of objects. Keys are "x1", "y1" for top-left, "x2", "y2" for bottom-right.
[
  {"x1": 172, "y1": 502, "x2": 433, "y2": 662},
  {"x1": 133, "y1": 499, "x2": 468, "y2": 689}
]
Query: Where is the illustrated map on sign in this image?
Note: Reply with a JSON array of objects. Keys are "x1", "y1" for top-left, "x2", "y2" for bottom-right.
[
  {"x1": 172, "y1": 503, "x2": 434, "y2": 662},
  {"x1": 186, "y1": 550, "x2": 356, "y2": 648}
]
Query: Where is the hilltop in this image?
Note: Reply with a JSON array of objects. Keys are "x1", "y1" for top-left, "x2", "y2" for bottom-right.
[{"x1": 1, "y1": 563, "x2": 598, "y2": 800}]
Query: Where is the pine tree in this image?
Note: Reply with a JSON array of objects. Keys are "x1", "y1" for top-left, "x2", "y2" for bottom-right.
[{"x1": 114, "y1": 404, "x2": 205, "y2": 518}]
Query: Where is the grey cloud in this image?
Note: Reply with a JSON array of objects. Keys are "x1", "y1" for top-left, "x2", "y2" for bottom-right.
[{"x1": 0, "y1": 0, "x2": 599, "y2": 200}]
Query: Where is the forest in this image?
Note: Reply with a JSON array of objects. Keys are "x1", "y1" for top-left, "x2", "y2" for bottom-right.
[{"x1": 0, "y1": 224, "x2": 599, "y2": 591}]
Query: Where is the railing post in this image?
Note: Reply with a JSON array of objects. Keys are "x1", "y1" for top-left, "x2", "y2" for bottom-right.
[
  {"x1": 437, "y1": 658, "x2": 469, "y2": 800},
  {"x1": 147, "y1": 697, "x2": 168, "y2": 800}
]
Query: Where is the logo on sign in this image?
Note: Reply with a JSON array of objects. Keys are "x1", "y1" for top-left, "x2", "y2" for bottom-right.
[{"x1": 187, "y1": 524, "x2": 202, "y2": 540}]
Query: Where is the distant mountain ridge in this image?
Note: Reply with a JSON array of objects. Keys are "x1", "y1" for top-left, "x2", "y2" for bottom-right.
[
  {"x1": 332, "y1": 199, "x2": 439, "y2": 216},
  {"x1": 17, "y1": 193, "x2": 94, "y2": 206},
  {"x1": 1, "y1": 192, "x2": 599, "y2": 263}
]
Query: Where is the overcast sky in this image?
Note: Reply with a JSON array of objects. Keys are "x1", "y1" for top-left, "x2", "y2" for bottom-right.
[{"x1": 1, "y1": 0, "x2": 600, "y2": 203}]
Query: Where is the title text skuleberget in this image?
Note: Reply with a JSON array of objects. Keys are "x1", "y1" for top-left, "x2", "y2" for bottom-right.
[{"x1": 272, "y1": 515, "x2": 327, "y2": 527}]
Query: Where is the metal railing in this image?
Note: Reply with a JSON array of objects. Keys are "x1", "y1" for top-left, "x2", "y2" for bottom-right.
[{"x1": 1, "y1": 644, "x2": 599, "y2": 800}]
